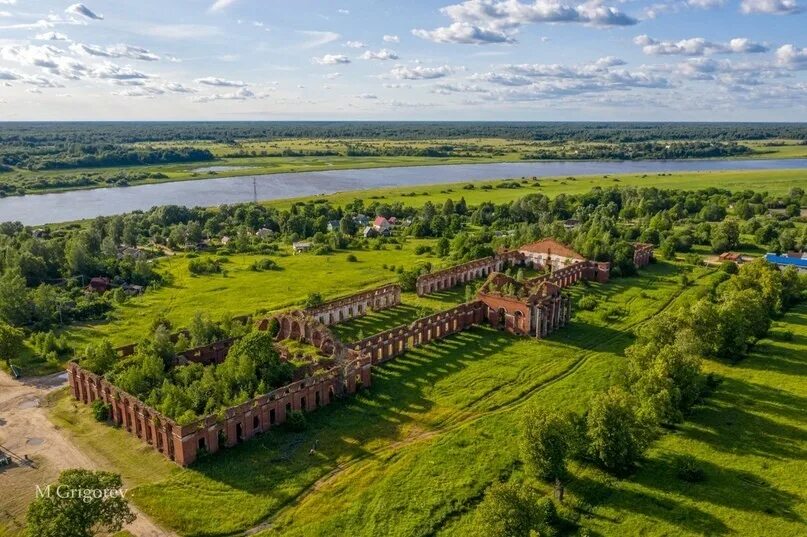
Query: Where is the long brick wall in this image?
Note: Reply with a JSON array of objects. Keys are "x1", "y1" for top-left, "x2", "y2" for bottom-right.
[
  {"x1": 67, "y1": 353, "x2": 371, "y2": 466},
  {"x1": 348, "y1": 301, "x2": 486, "y2": 363},
  {"x1": 304, "y1": 284, "x2": 401, "y2": 326}
]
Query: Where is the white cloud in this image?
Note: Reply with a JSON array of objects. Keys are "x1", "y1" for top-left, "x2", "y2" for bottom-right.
[
  {"x1": 70, "y1": 43, "x2": 160, "y2": 61},
  {"x1": 357, "y1": 93, "x2": 378, "y2": 99},
  {"x1": 634, "y1": 35, "x2": 768, "y2": 56},
  {"x1": 0, "y1": 11, "x2": 10, "y2": 17},
  {"x1": 137, "y1": 24, "x2": 222, "y2": 40},
  {"x1": 0, "y1": 67, "x2": 20, "y2": 80},
  {"x1": 114, "y1": 86, "x2": 165, "y2": 97},
  {"x1": 196, "y1": 76, "x2": 246, "y2": 87},
  {"x1": 739, "y1": 0, "x2": 801, "y2": 13},
  {"x1": 345, "y1": 40, "x2": 367, "y2": 48},
  {"x1": 299, "y1": 30, "x2": 341, "y2": 49},
  {"x1": 390, "y1": 64, "x2": 453, "y2": 79},
  {"x1": 163, "y1": 82, "x2": 197, "y2": 93},
  {"x1": 413, "y1": 22, "x2": 515, "y2": 44},
  {"x1": 416, "y1": 0, "x2": 639, "y2": 46},
  {"x1": 35, "y1": 32, "x2": 69, "y2": 41},
  {"x1": 338, "y1": 9, "x2": 350, "y2": 15},
  {"x1": 776, "y1": 44, "x2": 807, "y2": 69},
  {"x1": 194, "y1": 87, "x2": 263, "y2": 102},
  {"x1": 325, "y1": 72, "x2": 342, "y2": 79},
  {"x1": 312, "y1": 53, "x2": 351, "y2": 65},
  {"x1": 0, "y1": 1, "x2": 17, "y2": 5},
  {"x1": 361, "y1": 48, "x2": 399, "y2": 60},
  {"x1": 65, "y1": 3, "x2": 103, "y2": 20},
  {"x1": 26, "y1": 87, "x2": 42, "y2": 94},
  {"x1": 209, "y1": 0, "x2": 239, "y2": 12},
  {"x1": 383, "y1": 34, "x2": 400, "y2": 43},
  {"x1": 92, "y1": 62, "x2": 149, "y2": 80},
  {"x1": 687, "y1": 0, "x2": 726, "y2": 7}
]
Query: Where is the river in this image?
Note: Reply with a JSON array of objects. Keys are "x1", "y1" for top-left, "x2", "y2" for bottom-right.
[{"x1": 1, "y1": 158, "x2": 805, "y2": 226}]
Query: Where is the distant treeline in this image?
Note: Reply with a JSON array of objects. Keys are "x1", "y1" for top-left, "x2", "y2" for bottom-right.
[
  {"x1": 523, "y1": 141, "x2": 752, "y2": 160},
  {"x1": 1, "y1": 146, "x2": 214, "y2": 171},
  {"x1": 0, "y1": 121, "x2": 805, "y2": 145}
]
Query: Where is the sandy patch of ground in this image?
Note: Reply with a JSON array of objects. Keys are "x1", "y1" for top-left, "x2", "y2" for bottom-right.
[{"x1": 0, "y1": 371, "x2": 173, "y2": 536}]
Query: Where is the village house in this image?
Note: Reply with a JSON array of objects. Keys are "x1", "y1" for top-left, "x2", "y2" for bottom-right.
[
  {"x1": 372, "y1": 216, "x2": 391, "y2": 235},
  {"x1": 718, "y1": 251, "x2": 746, "y2": 264},
  {"x1": 255, "y1": 228, "x2": 273, "y2": 239},
  {"x1": 764, "y1": 253, "x2": 807, "y2": 273},
  {"x1": 353, "y1": 214, "x2": 370, "y2": 226},
  {"x1": 293, "y1": 241, "x2": 313, "y2": 254},
  {"x1": 86, "y1": 277, "x2": 111, "y2": 293},
  {"x1": 327, "y1": 220, "x2": 341, "y2": 232},
  {"x1": 362, "y1": 226, "x2": 378, "y2": 238}
]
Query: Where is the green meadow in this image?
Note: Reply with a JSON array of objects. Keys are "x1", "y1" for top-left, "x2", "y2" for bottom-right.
[{"x1": 265, "y1": 168, "x2": 806, "y2": 212}]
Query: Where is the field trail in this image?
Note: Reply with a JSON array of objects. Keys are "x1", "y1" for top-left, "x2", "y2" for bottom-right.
[
  {"x1": 0, "y1": 370, "x2": 175, "y2": 537},
  {"x1": 238, "y1": 268, "x2": 716, "y2": 536}
]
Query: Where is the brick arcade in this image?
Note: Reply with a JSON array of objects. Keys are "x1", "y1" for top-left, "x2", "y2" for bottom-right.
[{"x1": 67, "y1": 238, "x2": 651, "y2": 466}]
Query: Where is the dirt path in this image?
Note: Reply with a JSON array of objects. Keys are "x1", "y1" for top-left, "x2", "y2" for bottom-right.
[{"x1": 0, "y1": 370, "x2": 174, "y2": 537}]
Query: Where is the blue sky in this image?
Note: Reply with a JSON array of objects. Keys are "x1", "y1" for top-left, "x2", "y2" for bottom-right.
[{"x1": 0, "y1": 0, "x2": 805, "y2": 120}]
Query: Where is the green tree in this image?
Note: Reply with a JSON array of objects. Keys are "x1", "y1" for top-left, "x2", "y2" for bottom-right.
[
  {"x1": 26, "y1": 469, "x2": 135, "y2": 537},
  {"x1": 521, "y1": 408, "x2": 570, "y2": 482},
  {"x1": 586, "y1": 386, "x2": 650, "y2": 473},
  {"x1": 0, "y1": 270, "x2": 32, "y2": 326},
  {"x1": 0, "y1": 321, "x2": 24, "y2": 366},
  {"x1": 436, "y1": 237, "x2": 450, "y2": 257},
  {"x1": 81, "y1": 340, "x2": 117, "y2": 375},
  {"x1": 473, "y1": 482, "x2": 551, "y2": 537}
]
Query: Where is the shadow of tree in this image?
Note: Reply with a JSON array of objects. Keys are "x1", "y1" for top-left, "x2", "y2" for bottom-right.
[
  {"x1": 636, "y1": 453, "x2": 804, "y2": 523},
  {"x1": 570, "y1": 475, "x2": 731, "y2": 536}
]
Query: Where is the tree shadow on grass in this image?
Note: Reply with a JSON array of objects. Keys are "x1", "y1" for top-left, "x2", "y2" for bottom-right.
[
  {"x1": 730, "y1": 333, "x2": 807, "y2": 377},
  {"x1": 681, "y1": 378, "x2": 807, "y2": 460},
  {"x1": 570, "y1": 475, "x2": 731, "y2": 536},
  {"x1": 635, "y1": 453, "x2": 804, "y2": 524}
]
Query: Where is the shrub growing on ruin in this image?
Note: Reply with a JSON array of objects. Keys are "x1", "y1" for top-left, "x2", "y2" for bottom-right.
[
  {"x1": 286, "y1": 410, "x2": 307, "y2": 432},
  {"x1": 91, "y1": 400, "x2": 110, "y2": 422}
]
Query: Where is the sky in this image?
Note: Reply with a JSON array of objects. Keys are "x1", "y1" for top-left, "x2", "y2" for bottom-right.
[{"x1": 0, "y1": 0, "x2": 805, "y2": 121}]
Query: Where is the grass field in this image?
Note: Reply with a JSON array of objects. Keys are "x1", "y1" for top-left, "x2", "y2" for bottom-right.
[
  {"x1": 263, "y1": 168, "x2": 807, "y2": 212},
  {"x1": 40, "y1": 241, "x2": 435, "y2": 367},
  {"x1": 35, "y1": 261, "x2": 748, "y2": 537}
]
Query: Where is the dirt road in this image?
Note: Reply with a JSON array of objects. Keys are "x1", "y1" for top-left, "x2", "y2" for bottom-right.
[{"x1": 0, "y1": 370, "x2": 173, "y2": 536}]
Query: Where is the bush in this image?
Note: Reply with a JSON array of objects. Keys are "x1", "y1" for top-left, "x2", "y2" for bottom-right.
[
  {"x1": 578, "y1": 295, "x2": 598, "y2": 311},
  {"x1": 250, "y1": 258, "x2": 279, "y2": 271},
  {"x1": 720, "y1": 261, "x2": 739, "y2": 274},
  {"x1": 188, "y1": 257, "x2": 221, "y2": 275},
  {"x1": 91, "y1": 400, "x2": 110, "y2": 422},
  {"x1": 414, "y1": 245, "x2": 432, "y2": 255},
  {"x1": 675, "y1": 455, "x2": 706, "y2": 483},
  {"x1": 346, "y1": 254, "x2": 358, "y2": 262},
  {"x1": 286, "y1": 410, "x2": 307, "y2": 432}
]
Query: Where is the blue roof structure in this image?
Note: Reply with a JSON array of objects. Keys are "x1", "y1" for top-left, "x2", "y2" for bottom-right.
[{"x1": 764, "y1": 254, "x2": 807, "y2": 269}]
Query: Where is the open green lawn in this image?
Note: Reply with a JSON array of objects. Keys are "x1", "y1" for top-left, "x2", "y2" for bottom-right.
[
  {"x1": 40, "y1": 261, "x2": 737, "y2": 537},
  {"x1": 41, "y1": 241, "x2": 435, "y2": 366}
]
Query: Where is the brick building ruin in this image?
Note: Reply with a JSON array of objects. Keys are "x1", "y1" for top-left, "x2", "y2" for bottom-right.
[
  {"x1": 415, "y1": 238, "x2": 613, "y2": 297},
  {"x1": 68, "y1": 238, "x2": 652, "y2": 466},
  {"x1": 305, "y1": 284, "x2": 401, "y2": 326}
]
